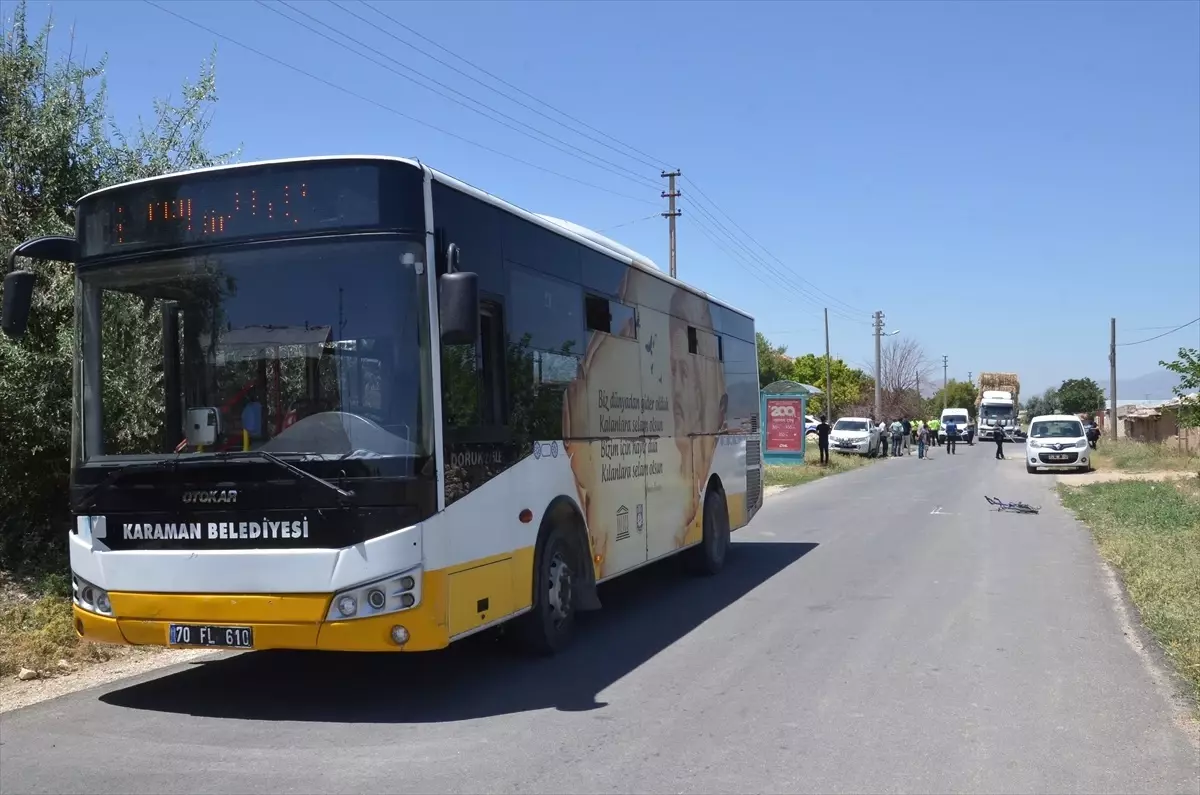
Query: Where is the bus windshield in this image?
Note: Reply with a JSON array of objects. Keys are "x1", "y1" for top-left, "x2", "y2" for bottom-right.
[{"x1": 76, "y1": 238, "x2": 432, "y2": 462}]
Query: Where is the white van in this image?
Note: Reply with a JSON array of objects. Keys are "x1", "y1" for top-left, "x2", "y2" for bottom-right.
[{"x1": 939, "y1": 408, "x2": 973, "y2": 445}]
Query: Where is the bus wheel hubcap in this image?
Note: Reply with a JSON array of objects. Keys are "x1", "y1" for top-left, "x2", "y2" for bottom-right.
[{"x1": 547, "y1": 553, "x2": 572, "y2": 626}]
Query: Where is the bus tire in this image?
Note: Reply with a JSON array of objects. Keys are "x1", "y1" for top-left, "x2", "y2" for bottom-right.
[
  {"x1": 513, "y1": 522, "x2": 579, "y2": 656},
  {"x1": 686, "y1": 485, "x2": 730, "y2": 576}
]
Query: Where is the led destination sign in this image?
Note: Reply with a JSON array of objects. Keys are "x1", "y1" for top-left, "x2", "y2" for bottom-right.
[{"x1": 80, "y1": 163, "x2": 381, "y2": 257}]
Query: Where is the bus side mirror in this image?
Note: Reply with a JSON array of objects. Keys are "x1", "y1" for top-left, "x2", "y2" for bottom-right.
[
  {"x1": 439, "y1": 271, "x2": 479, "y2": 346},
  {"x1": 1, "y1": 270, "x2": 35, "y2": 339}
]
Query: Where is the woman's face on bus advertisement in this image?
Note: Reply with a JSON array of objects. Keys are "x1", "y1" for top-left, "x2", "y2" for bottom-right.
[{"x1": 562, "y1": 270, "x2": 728, "y2": 572}]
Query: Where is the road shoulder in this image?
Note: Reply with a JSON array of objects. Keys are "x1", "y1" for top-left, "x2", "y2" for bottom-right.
[
  {"x1": 0, "y1": 647, "x2": 220, "y2": 714},
  {"x1": 1056, "y1": 473, "x2": 1200, "y2": 745}
]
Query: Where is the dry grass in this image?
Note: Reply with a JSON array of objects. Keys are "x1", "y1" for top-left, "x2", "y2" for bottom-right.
[
  {"x1": 1091, "y1": 438, "x2": 1200, "y2": 474},
  {"x1": 0, "y1": 574, "x2": 120, "y2": 679},
  {"x1": 765, "y1": 450, "x2": 878, "y2": 489},
  {"x1": 1059, "y1": 476, "x2": 1200, "y2": 705}
]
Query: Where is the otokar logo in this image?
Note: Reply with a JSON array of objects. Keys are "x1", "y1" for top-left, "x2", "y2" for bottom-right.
[{"x1": 182, "y1": 489, "x2": 238, "y2": 505}]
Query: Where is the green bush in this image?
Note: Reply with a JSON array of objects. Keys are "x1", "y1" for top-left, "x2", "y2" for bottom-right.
[{"x1": 0, "y1": 2, "x2": 237, "y2": 574}]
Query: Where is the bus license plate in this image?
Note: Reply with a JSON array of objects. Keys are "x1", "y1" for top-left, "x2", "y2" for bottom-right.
[{"x1": 169, "y1": 624, "x2": 253, "y2": 649}]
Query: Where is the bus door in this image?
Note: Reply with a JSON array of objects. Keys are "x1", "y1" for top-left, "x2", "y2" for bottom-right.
[{"x1": 636, "y1": 305, "x2": 692, "y2": 562}]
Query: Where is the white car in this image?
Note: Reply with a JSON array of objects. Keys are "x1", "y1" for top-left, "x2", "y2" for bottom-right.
[
  {"x1": 829, "y1": 416, "x2": 881, "y2": 456},
  {"x1": 1025, "y1": 414, "x2": 1092, "y2": 473}
]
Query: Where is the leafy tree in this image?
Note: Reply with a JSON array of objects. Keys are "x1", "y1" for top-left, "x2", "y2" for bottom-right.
[
  {"x1": 756, "y1": 332, "x2": 790, "y2": 389},
  {"x1": 789, "y1": 353, "x2": 871, "y2": 418},
  {"x1": 0, "y1": 2, "x2": 237, "y2": 573},
  {"x1": 1023, "y1": 386, "x2": 1060, "y2": 419},
  {"x1": 923, "y1": 379, "x2": 978, "y2": 420},
  {"x1": 1056, "y1": 377, "x2": 1106, "y2": 416},
  {"x1": 1160, "y1": 347, "x2": 1200, "y2": 428}
]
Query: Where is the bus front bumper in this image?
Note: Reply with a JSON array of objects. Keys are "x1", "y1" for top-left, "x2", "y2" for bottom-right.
[{"x1": 73, "y1": 588, "x2": 452, "y2": 653}]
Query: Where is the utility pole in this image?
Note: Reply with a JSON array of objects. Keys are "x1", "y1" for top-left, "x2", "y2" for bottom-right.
[
  {"x1": 661, "y1": 170, "x2": 681, "y2": 279},
  {"x1": 873, "y1": 311, "x2": 884, "y2": 420},
  {"x1": 824, "y1": 308, "x2": 833, "y2": 421},
  {"x1": 1109, "y1": 317, "x2": 1118, "y2": 441},
  {"x1": 942, "y1": 355, "x2": 949, "y2": 410},
  {"x1": 967, "y1": 371, "x2": 973, "y2": 384}
]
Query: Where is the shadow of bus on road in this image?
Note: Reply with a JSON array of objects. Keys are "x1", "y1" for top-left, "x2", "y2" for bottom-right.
[{"x1": 99, "y1": 540, "x2": 818, "y2": 724}]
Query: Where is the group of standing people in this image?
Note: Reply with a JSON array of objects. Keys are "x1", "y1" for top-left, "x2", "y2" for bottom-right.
[
  {"x1": 872, "y1": 417, "x2": 951, "y2": 460},
  {"x1": 813, "y1": 414, "x2": 941, "y2": 464},
  {"x1": 814, "y1": 412, "x2": 977, "y2": 465}
]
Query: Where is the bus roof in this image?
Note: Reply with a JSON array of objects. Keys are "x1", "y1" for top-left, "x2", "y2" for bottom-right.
[{"x1": 77, "y1": 154, "x2": 753, "y2": 321}]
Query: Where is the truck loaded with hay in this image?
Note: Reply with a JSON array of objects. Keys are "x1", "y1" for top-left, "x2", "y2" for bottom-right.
[{"x1": 976, "y1": 372, "x2": 1021, "y2": 441}]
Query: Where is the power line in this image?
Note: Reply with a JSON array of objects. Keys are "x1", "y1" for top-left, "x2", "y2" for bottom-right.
[
  {"x1": 262, "y1": 0, "x2": 661, "y2": 191},
  {"x1": 688, "y1": 200, "x2": 859, "y2": 321},
  {"x1": 340, "y1": 0, "x2": 858, "y2": 316},
  {"x1": 346, "y1": 0, "x2": 667, "y2": 173},
  {"x1": 1117, "y1": 317, "x2": 1199, "y2": 347},
  {"x1": 685, "y1": 195, "x2": 866, "y2": 324},
  {"x1": 685, "y1": 215, "x2": 793, "y2": 297},
  {"x1": 685, "y1": 205, "x2": 820, "y2": 309},
  {"x1": 356, "y1": 0, "x2": 670, "y2": 172},
  {"x1": 330, "y1": 0, "x2": 855, "y2": 315},
  {"x1": 682, "y1": 175, "x2": 868, "y2": 318},
  {"x1": 151, "y1": 0, "x2": 860, "y2": 318},
  {"x1": 596, "y1": 214, "x2": 660, "y2": 233},
  {"x1": 685, "y1": 213, "x2": 865, "y2": 326},
  {"x1": 1126, "y1": 322, "x2": 1200, "y2": 332},
  {"x1": 142, "y1": 0, "x2": 658, "y2": 205}
]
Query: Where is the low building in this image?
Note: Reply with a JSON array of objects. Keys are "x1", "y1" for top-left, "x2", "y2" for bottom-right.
[
  {"x1": 1097, "y1": 399, "x2": 1166, "y2": 439},
  {"x1": 1120, "y1": 393, "x2": 1199, "y2": 450}
]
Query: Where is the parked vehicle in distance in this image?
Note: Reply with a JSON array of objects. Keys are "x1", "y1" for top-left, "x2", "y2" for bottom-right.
[
  {"x1": 830, "y1": 417, "x2": 880, "y2": 456},
  {"x1": 938, "y1": 407, "x2": 974, "y2": 445},
  {"x1": 976, "y1": 372, "x2": 1020, "y2": 441},
  {"x1": 805, "y1": 414, "x2": 820, "y2": 439},
  {"x1": 1025, "y1": 415, "x2": 1092, "y2": 473}
]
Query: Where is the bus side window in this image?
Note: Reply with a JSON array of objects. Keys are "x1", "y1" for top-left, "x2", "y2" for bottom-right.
[
  {"x1": 441, "y1": 299, "x2": 506, "y2": 431},
  {"x1": 478, "y1": 301, "x2": 506, "y2": 426}
]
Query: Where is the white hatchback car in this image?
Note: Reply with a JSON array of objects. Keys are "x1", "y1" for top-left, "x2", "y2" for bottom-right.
[
  {"x1": 829, "y1": 416, "x2": 881, "y2": 456},
  {"x1": 1025, "y1": 414, "x2": 1092, "y2": 473}
]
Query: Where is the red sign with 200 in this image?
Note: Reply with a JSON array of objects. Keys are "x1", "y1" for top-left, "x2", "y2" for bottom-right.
[{"x1": 765, "y1": 398, "x2": 804, "y2": 452}]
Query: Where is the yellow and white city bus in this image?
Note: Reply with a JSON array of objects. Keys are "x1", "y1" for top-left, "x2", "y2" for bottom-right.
[{"x1": 1, "y1": 156, "x2": 763, "y2": 655}]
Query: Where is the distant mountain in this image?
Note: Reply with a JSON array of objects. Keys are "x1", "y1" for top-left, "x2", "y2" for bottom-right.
[{"x1": 1110, "y1": 369, "x2": 1183, "y2": 400}]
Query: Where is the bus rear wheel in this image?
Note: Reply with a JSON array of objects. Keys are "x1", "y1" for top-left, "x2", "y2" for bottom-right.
[
  {"x1": 686, "y1": 487, "x2": 730, "y2": 576},
  {"x1": 513, "y1": 524, "x2": 577, "y2": 656}
]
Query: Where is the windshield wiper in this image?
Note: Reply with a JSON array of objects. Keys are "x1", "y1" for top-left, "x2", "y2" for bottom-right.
[
  {"x1": 217, "y1": 450, "x2": 356, "y2": 506},
  {"x1": 73, "y1": 459, "x2": 176, "y2": 513},
  {"x1": 74, "y1": 451, "x2": 356, "y2": 512}
]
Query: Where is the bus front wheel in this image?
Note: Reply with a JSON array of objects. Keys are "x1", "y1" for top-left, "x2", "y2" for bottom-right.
[
  {"x1": 686, "y1": 487, "x2": 730, "y2": 576},
  {"x1": 513, "y1": 524, "x2": 578, "y2": 656}
]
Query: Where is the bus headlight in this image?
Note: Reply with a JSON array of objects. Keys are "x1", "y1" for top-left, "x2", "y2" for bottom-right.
[
  {"x1": 72, "y1": 573, "x2": 113, "y2": 616},
  {"x1": 326, "y1": 567, "x2": 422, "y2": 621}
]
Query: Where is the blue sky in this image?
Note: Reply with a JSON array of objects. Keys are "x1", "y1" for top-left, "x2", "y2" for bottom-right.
[{"x1": 13, "y1": 0, "x2": 1200, "y2": 394}]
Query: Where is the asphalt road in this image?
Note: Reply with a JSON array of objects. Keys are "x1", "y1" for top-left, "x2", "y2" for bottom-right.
[{"x1": 2, "y1": 442, "x2": 1197, "y2": 795}]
